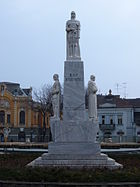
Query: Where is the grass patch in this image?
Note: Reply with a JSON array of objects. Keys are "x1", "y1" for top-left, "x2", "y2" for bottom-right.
[{"x1": 0, "y1": 152, "x2": 140, "y2": 182}]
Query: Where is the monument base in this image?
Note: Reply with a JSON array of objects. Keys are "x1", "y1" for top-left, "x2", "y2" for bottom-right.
[
  {"x1": 28, "y1": 152, "x2": 122, "y2": 169},
  {"x1": 28, "y1": 120, "x2": 122, "y2": 169}
]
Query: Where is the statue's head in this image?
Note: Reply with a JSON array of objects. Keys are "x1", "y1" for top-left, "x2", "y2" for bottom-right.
[
  {"x1": 53, "y1": 74, "x2": 59, "y2": 81},
  {"x1": 90, "y1": 75, "x2": 95, "y2": 81},
  {"x1": 71, "y1": 11, "x2": 76, "y2": 20}
]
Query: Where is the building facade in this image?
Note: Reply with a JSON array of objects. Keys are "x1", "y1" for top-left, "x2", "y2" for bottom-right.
[
  {"x1": 0, "y1": 82, "x2": 50, "y2": 142},
  {"x1": 1, "y1": 82, "x2": 140, "y2": 143},
  {"x1": 97, "y1": 90, "x2": 140, "y2": 143}
]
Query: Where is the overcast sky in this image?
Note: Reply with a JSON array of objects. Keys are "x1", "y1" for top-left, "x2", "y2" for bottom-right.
[{"x1": 0, "y1": 0, "x2": 140, "y2": 98}]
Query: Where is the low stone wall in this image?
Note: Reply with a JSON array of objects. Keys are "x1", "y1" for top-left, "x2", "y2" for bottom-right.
[
  {"x1": 0, "y1": 181, "x2": 140, "y2": 187},
  {"x1": 0, "y1": 142, "x2": 140, "y2": 150},
  {"x1": 101, "y1": 142, "x2": 140, "y2": 149},
  {"x1": 0, "y1": 142, "x2": 48, "y2": 149}
]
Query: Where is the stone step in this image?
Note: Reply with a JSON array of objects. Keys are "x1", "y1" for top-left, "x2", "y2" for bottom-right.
[
  {"x1": 29, "y1": 156, "x2": 122, "y2": 169},
  {"x1": 41, "y1": 153, "x2": 108, "y2": 160},
  {"x1": 36, "y1": 159, "x2": 117, "y2": 165}
]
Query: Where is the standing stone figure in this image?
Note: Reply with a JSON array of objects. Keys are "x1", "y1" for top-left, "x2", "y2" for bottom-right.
[
  {"x1": 66, "y1": 11, "x2": 81, "y2": 60},
  {"x1": 52, "y1": 74, "x2": 61, "y2": 119},
  {"x1": 88, "y1": 75, "x2": 98, "y2": 120}
]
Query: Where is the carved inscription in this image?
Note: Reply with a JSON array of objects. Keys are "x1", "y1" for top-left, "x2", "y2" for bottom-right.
[{"x1": 65, "y1": 73, "x2": 83, "y2": 81}]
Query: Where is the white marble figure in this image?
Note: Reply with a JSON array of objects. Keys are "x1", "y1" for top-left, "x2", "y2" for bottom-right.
[
  {"x1": 52, "y1": 74, "x2": 61, "y2": 119},
  {"x1": 66, "y1": 11, "x2": 81, "y2": 60},
  {"x1": 88, "y1": 75, "x2": 98, "y2": 121}
]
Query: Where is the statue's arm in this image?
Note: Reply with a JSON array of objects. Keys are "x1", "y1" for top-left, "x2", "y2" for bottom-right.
[
  {"x1": 88, "y1": 82, "x2": 98, "y2": 94},
  {"x1": 66, "y1": 21, "x2": 71, "y2": 32},
  {"x1": 66, "y1": 22, "x2": 69, "y2": 31},
  {"x1": 93, "y1": 84, "x2": 98, "y2": 93},
  {"x1": 66, "y1": 21, "x2": 75, "y2": 32},
  {"x1": 52, "y1": 82, "x2": 60, "y2": 95}
]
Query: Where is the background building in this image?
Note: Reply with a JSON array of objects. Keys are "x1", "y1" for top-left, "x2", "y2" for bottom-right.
[
  {"x1": 0, "y1": 82, "x2": 50, "y2": 142},
  {"x1": 1, "y1": 82, "x2": 140, "y2": 143},
  {"x1": 97, "y1": 90, "x2": 140, "y2": 143}
]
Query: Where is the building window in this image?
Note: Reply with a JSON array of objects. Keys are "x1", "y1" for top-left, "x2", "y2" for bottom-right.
[
  {"x1": 134, "y1": 112, "x2": 140, "y2": 126},
  {"x1": 7, "y1": 114, "x2": 11, "y2": 124},
  {"x1": 104, "y1": 132, "x2": 112, "y2": 138},
  {"x1": 117, "y1": 131, "x2": 124, "y2": 136},
  {"x1": 20, "y1": 111, "x2": 25, "y2": 125},
  {"x1": 110, "y1": 116, "x2": 113, "y2": 124},
  {"x1": 118, "y1": 115, "x2": 123, "y2": 125},
  {"x1": 102, "y1": 115, "x2": 105, "y2": 124},
  {"x1": 0, "y1": 111, "x2": 5, "y2": 125}
]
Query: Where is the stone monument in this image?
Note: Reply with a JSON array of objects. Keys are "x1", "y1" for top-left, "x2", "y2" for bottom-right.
[{"x1": 28, "y1": 12, "x2": 122, "y2": 169}]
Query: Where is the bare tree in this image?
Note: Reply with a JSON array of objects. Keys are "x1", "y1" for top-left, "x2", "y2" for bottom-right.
[{"x1": 33, "y1": 84, "x2": 52, "y2": 141}]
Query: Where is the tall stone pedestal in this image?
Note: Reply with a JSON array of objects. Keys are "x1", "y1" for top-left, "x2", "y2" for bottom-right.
[{"x1": 63, "y1": 60, "x2": 86, "y2": 121}]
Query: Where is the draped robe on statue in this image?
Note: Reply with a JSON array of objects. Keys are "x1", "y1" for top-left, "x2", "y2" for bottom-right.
[{"x1": 88, "y1": 80, "x2": 98, "y2": 119}]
